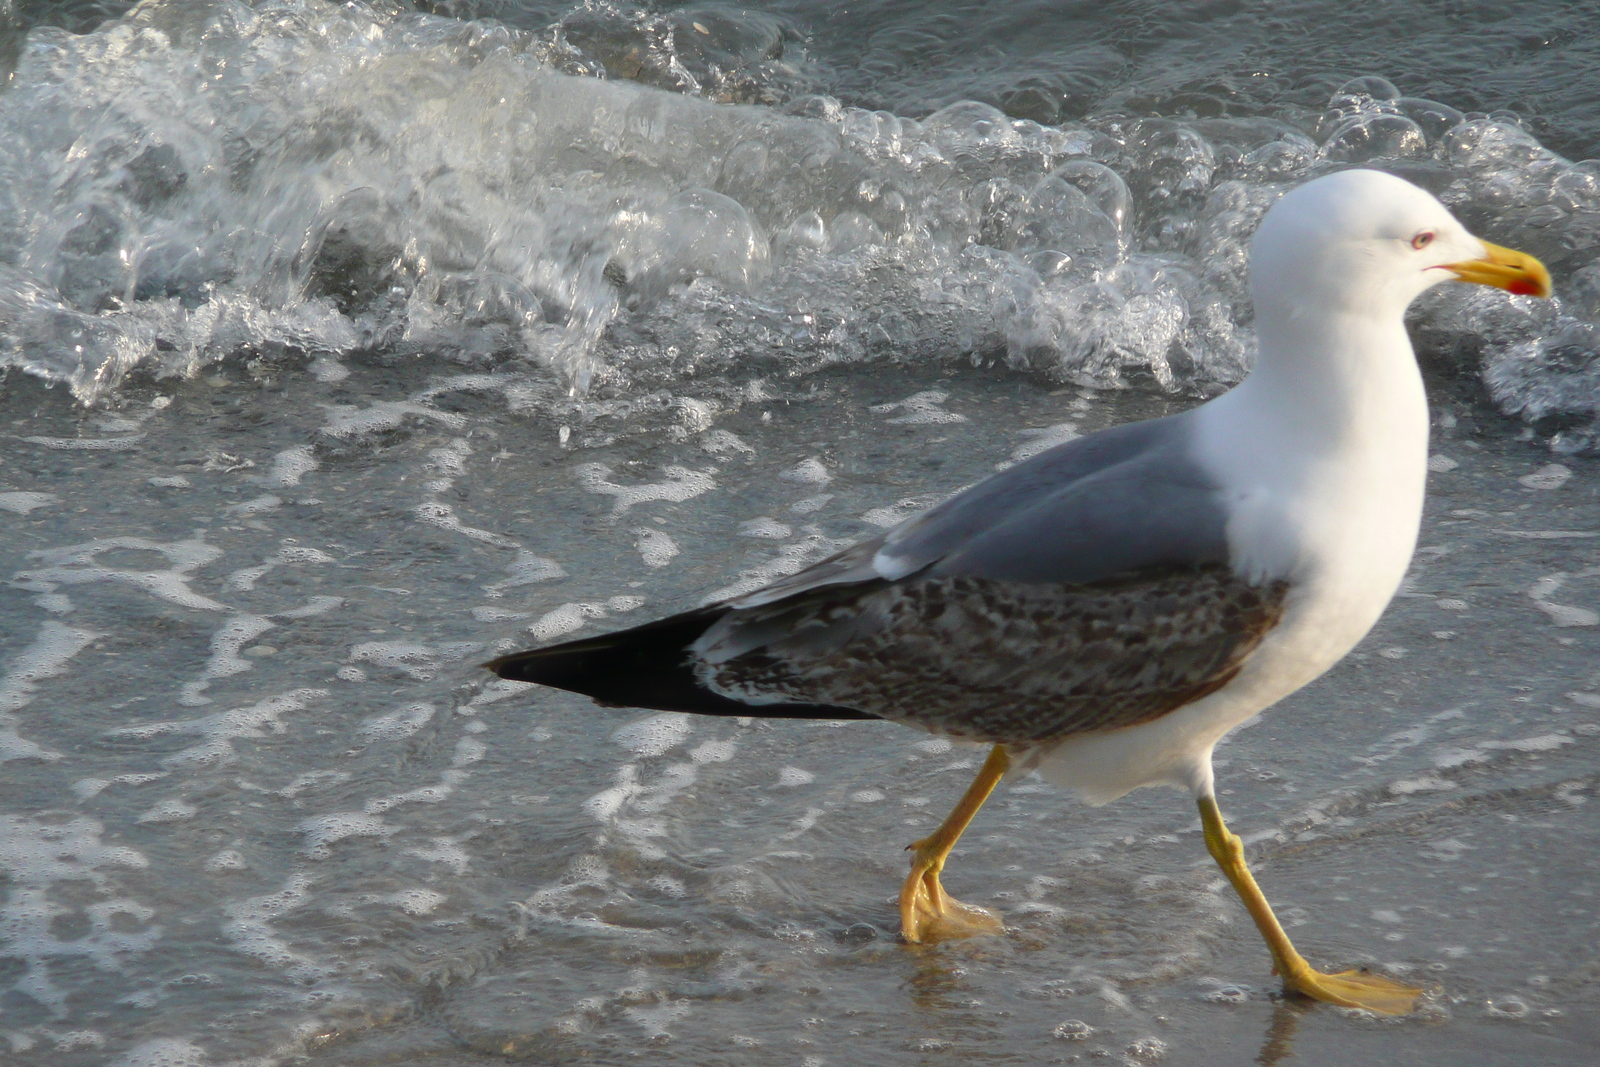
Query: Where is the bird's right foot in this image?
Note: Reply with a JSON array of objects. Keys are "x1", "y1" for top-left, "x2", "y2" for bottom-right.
[
  {"x1": 1279, "y1": 959, "x2": 1422, "y2": 1015},
  {"x1": 898, "y1": 838, "x2": 1005, "y2": 943}
]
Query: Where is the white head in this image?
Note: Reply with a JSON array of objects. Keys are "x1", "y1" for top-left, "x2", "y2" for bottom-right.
[{"x1": 1250, "y1": 168, "x2": 1549, "y2": 330}]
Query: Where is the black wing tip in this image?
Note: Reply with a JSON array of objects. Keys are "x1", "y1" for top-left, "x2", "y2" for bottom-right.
[{"x1": 478, "y1": 610, "x2": 880, "y2": 721}]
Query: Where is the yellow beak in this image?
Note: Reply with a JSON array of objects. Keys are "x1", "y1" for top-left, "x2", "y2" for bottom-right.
[{"x1": 1446, "y1": 241, "x2": 1552, "y2": 298}]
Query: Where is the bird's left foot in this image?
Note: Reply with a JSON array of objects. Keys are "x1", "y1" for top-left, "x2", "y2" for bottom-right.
[
  {"x1": 1280, "y1": 961, "x2": 1422, "y2": 1015},
  {"x1": 899, "y1": 839, "x2": 1005, "y2": 944}
]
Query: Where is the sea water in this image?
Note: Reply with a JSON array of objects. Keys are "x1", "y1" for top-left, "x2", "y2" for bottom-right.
[{"x1": 0, "y1": 2, "x2": 1597, "y2": 1064}]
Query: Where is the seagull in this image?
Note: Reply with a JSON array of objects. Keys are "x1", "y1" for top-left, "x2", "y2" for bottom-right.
[{"x1": 487, "y1": 168, "x2": 1550, "y2": 1015}]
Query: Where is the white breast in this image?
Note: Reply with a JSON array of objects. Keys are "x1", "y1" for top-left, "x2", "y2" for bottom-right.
[{"x1": 1025, "y1": 318, "x2": 1431, "y2": 805}]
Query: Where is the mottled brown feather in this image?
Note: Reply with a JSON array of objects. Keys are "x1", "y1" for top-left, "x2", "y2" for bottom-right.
[{"x1": 702, "y1": 565, "x2": 1290, "y2": 744}]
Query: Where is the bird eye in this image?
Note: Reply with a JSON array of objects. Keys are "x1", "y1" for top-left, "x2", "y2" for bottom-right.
[{"x1": 1411, "y1": 231, "x2": 1435, "y2": 250}]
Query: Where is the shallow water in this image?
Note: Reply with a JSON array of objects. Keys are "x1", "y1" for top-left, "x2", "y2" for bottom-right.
[{"x1": 1, "y1": 2, "x2": 1598, "y2": 1064}]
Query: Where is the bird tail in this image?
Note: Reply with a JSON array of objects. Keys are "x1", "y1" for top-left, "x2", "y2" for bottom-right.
[{"x1": 481, "y1": 606, "x2": 877, "y2": 720}]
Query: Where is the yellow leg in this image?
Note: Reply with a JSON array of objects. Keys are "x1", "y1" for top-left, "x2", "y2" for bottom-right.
[
  {"x1": 1198, "y1": 796, "x2": 1421, "y2": 1015},
  {"x1": 900, "y1": 745, "x2": 1010, "y2": 943}
]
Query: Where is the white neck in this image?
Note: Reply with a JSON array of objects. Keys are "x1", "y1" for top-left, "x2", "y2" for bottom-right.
[
  {"x1": 1220, "y1": 306, "x2": 1427, "y2": 463},
  {"x1": 1193, "y1": 306, "x2": 1431, "y2": 586}
]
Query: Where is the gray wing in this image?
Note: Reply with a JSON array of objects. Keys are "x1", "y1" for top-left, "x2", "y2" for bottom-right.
[
  {"x1": 733, "y1": 409, "x2": 1229, "y2": 606},
  {"x1": 688, "y1": 410, "x2": 1279, "y2": 743},
  {"x1": 883, "y1": 411, "x2": 1229, "y2": 582}
]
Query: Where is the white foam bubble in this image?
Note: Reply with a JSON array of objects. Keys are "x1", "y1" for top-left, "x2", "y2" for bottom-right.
[
  {"x1": 737, "y1": 517, "x2": 791, "y2": 539},
  {"x1": 1000, "y1": 423, "x2": 1080, "y2": 468},
  {"x1": 779, "y1": 457, "x2": 831, "y2": 484},
  {"x1": 483, "y1": 549, "x2": 567, "y2": 596},
  {"x1": 176, "y1": 614, "x2": 276, "y2": 704},
  {"x1": 1518, "y1": 463, "x2": 1572, "y2": 489},
  {"x1": 582, "y1": 767, "x2": 642, "y2": 822},
  {"x1": 1482, "y1": 733, "x2": 1573, "y2": 753},
  {"x1": 1390, "y1": 775, "x2": 1456, "y2": 795},
  {"x1": 405, "y1": 837, "x2": 471, "y2": 876},
  {"x1": 0, "y1": 620, "x2": 99, "y2": 762},
  {"x1": 136, "y1": 799, "x2": 197, "y2": 824},
  {"x1": 367, "y1": 888, "x2": 447, "y2": 916},
  {"x1": 703, "y1": 531, "x2": 852, "y2": 601},
  {"x1": 220, "y1": 493, "x2": 282, "y2": 517},
  {"x1": 529, "y1": 602, "x2": 609, "y2": 641},
  {"x1": 647, "y1": 875, "x2": 687, "y2": 898},
  {"x1": 870, "y1": 390, "x2": 967, "y2": 425},
  {"x1": 298, "y1": 813, "x2": 394, "y2": 858},
  {"x1": 203, "y1": 849, "x2": 249, "y2": 873},
  {"x1": 357, "y1": 702, "x2": 435, "y2": 743},
  {"x1": 308, "y1": 355, "x2": 350, "y2": 383},
  {"x1": 349, "y1": 641, "x2": 441, "y2": 679},
  {"x1": 364, "y1": 773, "x2": 464, "y2": 815},
  {"x1": 109, "y1": 1038, "x2": 209, "y2": 1067},
  {"x1": 414, "y1": 501, "x2": 518, "y2": 548},
  {"x1": 576, "y1": 463, "x2": 717, "y2": 516},
  {"x1": 471, "y1": 606, "x2": 529, "y2": 622},
  {"x1": 860, "y1": 494, "x2": 943, "y2": 528},
  {"x1": 689, "y1": 740, "x2": 737, "y2": 763},
  {"x1": 701, "y1": 429, "x2": 754, "y2": 455},
  {"x1": 107, "y1": 689, "x2": 329, "y2": 769},
  {"x1": 0, "y1": 491, "x2": 58, "y2": 514},
  {"x1": 262, "y1": 445, "x2": 317, "y2": 488},
  {"x1": 220, "y1": 873, "x2": 325, "y2": 978},
  {"x1": 22, "y1": 435, "x2": 143, "y2": 451},
  {"x1": 789, "y1": 494, "x2": 832, "y2": 514},
  {"x1": 224, "y1": 543, "x2": 333, "y2": 591},
  {"x1": 0, "y1": 814, "x2": 154, "y2": 1014},
  {"x1": 634, "y1": 527, "x2": 680, "y2": 567},
  {"x1": 1528, "y1": 573, "x2": 1599, "y2": 626},
  {"x1": 318, "y1": 400, "x2": 465, "y2": 439},
  {"x1": 1053, "y1": 1020, "x2": 1095, "y2": 1041},
  {"x1": 467, "y1": 679, "x2": 537, "y2": 707},
  {"x1": 612, "y1": 713, "x2": 693, "y2": 757},
  {"x1": 16, "y1": 536, "x2": 227, "y2": 614}
]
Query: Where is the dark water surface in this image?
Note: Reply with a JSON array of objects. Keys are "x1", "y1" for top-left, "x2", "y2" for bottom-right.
[{"x1": 0, "y1": 2, "x2": 1597, "y2": 1064}]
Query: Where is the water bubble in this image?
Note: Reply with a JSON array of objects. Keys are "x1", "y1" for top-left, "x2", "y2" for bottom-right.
[
  {"x1": 1019, "y1": 175, "x2": 1122, "y2": 269},
  {"x1": 1322, "y1": 114, "x2": 1428, "y2": 163},
  {"x1": 779, "y1": 210, "x2": 828, "y2": 253},
  {"x1": 1203, "y1": 984, "x2": 1250, "y2": 1004},
  {"x1": 1128, "y1": 120, "x2": 1216, "y2": 208},
  {"x1": 1053, "y1": 1019, "x2": 1095, "y2": 1040},
  {"x1": 613, "y1": 188, "x2": 770, "y2": 299},
  {"x1": 827, "y1": 210, "x2": 885, "y2": 252},
  {"x1": 1486, "y1": 996, "x2": 1531, "y2": 1019},
  {"x1": 1126, "y1": 1036, "x2": 1169, "y2": 1061},
  {"x1": 1444, "y1": 119, "x2": 1549, "y2": 170},
  {"x1": 1395, "y1": 97, "x2": 1467, "y2": 142},
  {"x1": 922, "y1": 101, "x2": 1017, "y2": 153}
]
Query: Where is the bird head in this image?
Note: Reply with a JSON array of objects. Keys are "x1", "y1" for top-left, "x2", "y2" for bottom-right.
[{"x1": 1249, "y1": 168, "x2": 1550, "y2": 324}]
